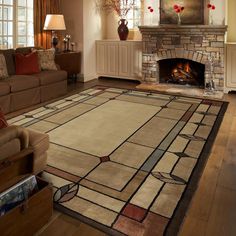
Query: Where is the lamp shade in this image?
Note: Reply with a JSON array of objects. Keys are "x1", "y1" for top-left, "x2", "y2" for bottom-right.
[{"x1": 43, "y1": 14, "x2": 66, "y2": 30}]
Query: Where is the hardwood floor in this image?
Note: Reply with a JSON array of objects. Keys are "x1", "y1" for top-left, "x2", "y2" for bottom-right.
[
  {"x1": 179, "y1": 92, "x2": 236, "y2": 236},
  {"x1": 18, "y1": 78, "x2": 236, "y2": 236}
]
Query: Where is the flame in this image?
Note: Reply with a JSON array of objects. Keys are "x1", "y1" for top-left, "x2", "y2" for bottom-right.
[
  {"x1": 185, "y1": 62, "x2": 190, "y2": 73},
  {"x1": 172, "y1": 62, "x2": 190, "y2": 74}
]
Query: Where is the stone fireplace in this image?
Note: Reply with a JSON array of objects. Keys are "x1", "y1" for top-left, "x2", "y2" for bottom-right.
[{"x1": 139, "y1": 25, "x2": 227, "y2": 91}]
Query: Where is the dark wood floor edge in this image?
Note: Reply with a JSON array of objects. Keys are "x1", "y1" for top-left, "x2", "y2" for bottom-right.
[
  {"x1": 54, "y1": 204, "x2": 126, "y2": 236},
  {"x1": 164, "y1": 101, "x2": 229, "y2": 236}
]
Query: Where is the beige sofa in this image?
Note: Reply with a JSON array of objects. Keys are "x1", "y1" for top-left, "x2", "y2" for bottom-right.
[
  {"x1": 0, "y1": 125, "x2": 49, "y2": 174},
  {"x1": 0, "y1": 48, "x2": 67, "y2": 114}
]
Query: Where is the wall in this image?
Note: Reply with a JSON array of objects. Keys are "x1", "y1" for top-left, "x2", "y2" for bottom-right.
[
  {"x1": 227, "y1": 0, "x2": 236, "y2": 42},
  {"x1": 83, "y1": 0, "x2": 105, "y2": 81},
  {"x1": 210, "y1": 0, "x2": 225, "y2": 25},
  {"x1": 60, "y1": 0, "x2": 83, "y2": 53},
  {"x1": 61, "y1": 0, "x2": 105, "y2": 81}
]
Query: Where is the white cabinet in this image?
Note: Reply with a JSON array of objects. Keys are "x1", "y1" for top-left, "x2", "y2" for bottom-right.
[
  {"x1": 225, "y1": 43, "x2": 236, "y2": 93},
  {"x1": 96, "y1": 40, "x2": 142, "y2": 81}
]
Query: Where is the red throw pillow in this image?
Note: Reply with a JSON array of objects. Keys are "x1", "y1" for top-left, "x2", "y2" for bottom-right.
[
  {"x1": 15, "y1": 52, "x2": 40, "y2": 75},
  {"x1": 0, "y1": 108, "x2": 8, "y2": 129}
]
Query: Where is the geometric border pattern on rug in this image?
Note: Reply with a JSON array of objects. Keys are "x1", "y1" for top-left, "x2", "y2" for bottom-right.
[{"x1": 8, "y1": 86, "x2": 228, "y2": 236}]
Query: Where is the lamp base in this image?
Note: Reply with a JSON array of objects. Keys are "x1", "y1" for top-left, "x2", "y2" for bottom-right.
[
  {"x1": 52, "y1": 36, "x2": 58, "y2": 48},
  {"x1": 51, "y1": 30, "x2": 59, "y2": 49}
]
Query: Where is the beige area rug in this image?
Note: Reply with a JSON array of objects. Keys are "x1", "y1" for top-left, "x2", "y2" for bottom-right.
[
  {"x1": 49, "y1": 99, "x2": 160, "y2": 157},
  {"x1": 8, "y1": 86, "x2": 228, "y2": 236},
  {"x1": 136, "y1": 83, "x2": 224, "y2": 100}
]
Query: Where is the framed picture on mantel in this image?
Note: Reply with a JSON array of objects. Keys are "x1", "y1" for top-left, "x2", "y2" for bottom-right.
[{"x1": 160, "y1": 0, "x2": 206, "y2": 25}]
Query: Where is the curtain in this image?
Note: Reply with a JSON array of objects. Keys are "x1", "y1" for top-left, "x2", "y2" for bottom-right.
[{"x1": 34, "y1": 0, "x2": 61, "y2": 48}]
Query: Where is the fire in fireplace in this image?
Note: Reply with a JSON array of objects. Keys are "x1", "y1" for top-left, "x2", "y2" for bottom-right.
[{"x1": 159, "y1": 59, "x2": 205, "y2": 87}]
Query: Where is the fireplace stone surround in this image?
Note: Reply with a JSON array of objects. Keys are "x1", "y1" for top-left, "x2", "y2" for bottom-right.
[{"x1": 139, "y1": 25, "x2": 227, "y2": 91}]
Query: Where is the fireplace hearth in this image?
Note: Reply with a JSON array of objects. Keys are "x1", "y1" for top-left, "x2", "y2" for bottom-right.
[{"x1": 159, "y1": 58, "x2": 205, "y2": 87}]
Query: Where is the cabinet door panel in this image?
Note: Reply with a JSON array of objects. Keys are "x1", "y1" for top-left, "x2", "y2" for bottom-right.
[
  {"x1": 119, "y1": 43, "x2": 131, "y2": 77},
  {"x1": 226, "y1": 45, "x2": 236, "y2": 88},
  {"x1": 107, "y1": 43, "x2": 119, "y2": 76}
]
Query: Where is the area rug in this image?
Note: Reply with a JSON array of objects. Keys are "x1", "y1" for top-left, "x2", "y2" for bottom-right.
[{"x1": 8, "y1": 86, "x2": 228, "y2": 236}]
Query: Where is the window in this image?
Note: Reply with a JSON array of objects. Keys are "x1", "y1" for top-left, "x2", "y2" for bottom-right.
[
  {"x1": 0, "y1": 0, "x2": 34, "y2": 49},
  {"x1": 121, "y1": 0, "x2": 142, "y2": 29}
]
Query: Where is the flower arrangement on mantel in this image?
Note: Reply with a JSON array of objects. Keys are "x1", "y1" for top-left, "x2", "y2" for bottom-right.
[
  {"x1": 207, "y1": 3, "x2": 216, "y2": 25},
  {"x1": 173, "y1": 4, "x2": 184, "y2": 25},
  {"x1": 101, "y1": 0, "x2": 136, "y2": 19}
]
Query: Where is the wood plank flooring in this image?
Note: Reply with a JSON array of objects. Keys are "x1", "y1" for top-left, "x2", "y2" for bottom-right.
[
  {"x1": 12, "y1": 78, "x2": 236, "y2": 236},
  {"x1": 179, "y1": 93, "x2": 236, "y2": 236}
]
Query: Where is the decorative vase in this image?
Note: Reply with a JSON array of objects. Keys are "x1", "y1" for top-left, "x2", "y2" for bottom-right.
[
  {"x1": 118, "y1": 19, "x2": 129, "y2": 41},
  {"x1": 177, "y1": 13, "x2": 181, "y2": 25},
  {"x1": 209, "y1": 15, "x2": 213, "y2": 25}
]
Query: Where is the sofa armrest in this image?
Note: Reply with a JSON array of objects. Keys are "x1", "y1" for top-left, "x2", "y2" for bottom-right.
[{"x1": 0, "y1": 125, "x2": 29, "y2": 149}]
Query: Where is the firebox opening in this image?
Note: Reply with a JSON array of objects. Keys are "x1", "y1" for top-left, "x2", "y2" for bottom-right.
[{"x1": 159, "y1": 58, "x2": 205, "y2": 87}]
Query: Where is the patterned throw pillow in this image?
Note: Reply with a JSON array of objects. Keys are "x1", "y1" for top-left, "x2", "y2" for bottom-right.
[
  {"x1": 0, "y1": 108, "x2": 8, "y2": 129},
  {"x1": 36, "y1": 49, "x2": 58, "y2": 71},
  {"x1": 0, "y1": 54, "x2": 9, "y2": 79}
]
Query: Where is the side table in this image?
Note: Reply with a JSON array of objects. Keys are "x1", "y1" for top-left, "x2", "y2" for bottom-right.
[{"x1": 55, "y1": 51, "x2": 81, "y2": 82}]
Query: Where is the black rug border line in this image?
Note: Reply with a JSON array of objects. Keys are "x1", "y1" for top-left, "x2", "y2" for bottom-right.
[
  {"x1": 54, "y1": 203, "x2": 126, "y2": 236},
  {"x1": 164, "y1": 101, "x2": 229, "y2": 236}
]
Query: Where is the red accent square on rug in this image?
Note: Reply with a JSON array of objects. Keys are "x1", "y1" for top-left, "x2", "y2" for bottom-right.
[{"x1": 121, "y1": 203, "x2": 147, "y2": 222}]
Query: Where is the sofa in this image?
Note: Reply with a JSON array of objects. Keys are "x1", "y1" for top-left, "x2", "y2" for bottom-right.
[
  {"x1": 0, "y1": 125, "x2": 49, "y2": 174},
  {"x1": 0, "y1": 48, "x2": 67, "y2": 114}
]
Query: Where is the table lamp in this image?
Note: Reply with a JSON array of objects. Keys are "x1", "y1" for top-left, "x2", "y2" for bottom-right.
[{"x1": 43, "y1": 14, "x2": 66, "y2": 49}]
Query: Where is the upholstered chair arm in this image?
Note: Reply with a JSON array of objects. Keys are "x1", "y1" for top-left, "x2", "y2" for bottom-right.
[{"x1": 0, "y1": 125, "x2": 29, "y2": 148}]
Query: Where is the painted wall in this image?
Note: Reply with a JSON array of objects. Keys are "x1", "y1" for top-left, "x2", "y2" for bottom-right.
[
  {"x1": 60, "y1": 0, "x2": 83, "y2": 53},
  {"x1": 227, "y1": 0, "x2": 236, "y2": 42},
  {"x1": 83, "y1": 0, "x2": 105, "y2": 81},
  {"x1": 210, "y1": 0, "x2": 225, "y2": 25},
  {"x1": 61, "y1": 0, "x2": 105, "y2": 81}
]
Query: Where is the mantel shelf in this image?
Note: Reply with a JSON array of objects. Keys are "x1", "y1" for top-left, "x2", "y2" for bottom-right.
[{"x1": 139, "y1": 24, "x2": 228, "y2": 33}]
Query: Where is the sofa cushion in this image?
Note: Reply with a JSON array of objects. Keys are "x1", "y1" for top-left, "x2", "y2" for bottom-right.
[
  {"x1": 6, "y1": 75, "x2": 40, "y2": 92},
  {"x1": 0, "y1": 49, "x2": 15, "y2": 75},
  {"x1": 0, "y1": 95, "x2": 10, "y2": 114},
  {"x1": 34, "y1": 70, "x2": 67, "y2": 85},
  {"x1": 10, "y1": 87, "x2": 40, "y2": 112},
  {"x1": 15, "y1": 52, "x2": 40, "y2": 75},
  {"x1": 0, "y1": 54, "x2": 9, "y2": 79},
  {"x1": 0, "y1": 82, "x2": 10, "y2": 96}
]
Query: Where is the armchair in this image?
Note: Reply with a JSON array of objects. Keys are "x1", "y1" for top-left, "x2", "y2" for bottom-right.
[{"x1": 0, "y1": 125, "x2": 49, "y2": 174}]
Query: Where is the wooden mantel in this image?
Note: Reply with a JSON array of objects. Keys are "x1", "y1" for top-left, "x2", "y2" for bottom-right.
[{"x1": 139, "y1": 25, "x2": 228, "y2": 34}]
